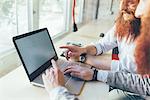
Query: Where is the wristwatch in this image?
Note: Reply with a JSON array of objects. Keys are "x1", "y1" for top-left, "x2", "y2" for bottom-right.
[{"x1": 79, "y1": 53, "x2": 87, "y2": 63}]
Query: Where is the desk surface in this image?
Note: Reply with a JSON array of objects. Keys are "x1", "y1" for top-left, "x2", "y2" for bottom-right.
[
  {"x1": 2, "y1": 66, "x2": 150, "y2": 100},
  {"x1": 0, "y1": 66, "x2": 110, "y2": 100},
  {"x1": 0, "y1": 66, "x2": 150, "y2": 100}
]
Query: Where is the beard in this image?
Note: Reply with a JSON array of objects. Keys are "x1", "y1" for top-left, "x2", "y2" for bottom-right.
[{"x1": 115, "y1": 12, "x2": 141, "y2": 41}]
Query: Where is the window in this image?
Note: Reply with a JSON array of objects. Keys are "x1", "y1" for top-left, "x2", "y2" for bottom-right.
[
  {"x1": 0, "y1": 0, "x2": 17, "y2": 54},
  {"x1": 38, "y1": 0, "x2": 68, "y2": 37},
  {"x1": 75, "y1": 0, "x2": 84, "y2": 24},
  {"x1": 17, "y1": 0, "x2": 28, "y2": 34},
  {"x1": 0, "y1": 0, "x2": 28, "y2": 77},
  {"x1": 0, "y1": 0, "x2": 28, "y2": 54}
]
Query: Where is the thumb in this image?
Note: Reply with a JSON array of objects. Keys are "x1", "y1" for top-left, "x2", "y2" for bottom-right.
[
  {"x1": 51, "y1": 59, "x2": 58, "y2": 68},
  {"x1": 51, "y1": 59, "x2": 60, "y2": 73},
  {"x1": 42, "y1": 73, "x2": 48, "y2": 87}
]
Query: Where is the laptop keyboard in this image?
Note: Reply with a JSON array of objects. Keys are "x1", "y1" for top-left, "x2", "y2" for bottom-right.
[
  {"x1": 57, "y1": 59, "x2": 85, "y2": 83},
  {"x1": 33, "y1": 59, "x2": 85, "y2": 95},
  {"x1": 57, "y1": 60, "x2": 72, "y2": 83}
]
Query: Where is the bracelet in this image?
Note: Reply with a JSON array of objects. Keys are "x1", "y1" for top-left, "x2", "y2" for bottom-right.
[
  {"x1": 92, "y1": 69, "x2": 98, "y2": 81},
  {"x1": 91, "y1": 66, "x2": 94, "y2": 69}
]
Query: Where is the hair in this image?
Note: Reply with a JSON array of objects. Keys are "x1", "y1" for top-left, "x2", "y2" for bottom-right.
[
  {"x1": 135, "y1": 1, "x2": 150, "y2": 75},
  {"x1": 115, "y1": 0, "x2": 140, "y2": 41}
]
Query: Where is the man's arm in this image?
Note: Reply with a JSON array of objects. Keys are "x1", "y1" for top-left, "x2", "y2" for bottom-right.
[
  {"x1": 83, "y1": 45, "x2": 97, "y2": 56},
  {"x1": 79, "y1": 26, "x2": 117, "y2": 69},
  {"x1": 85, "y1": 55, "x2": 111, "y2": 70},
  {"x1": 60, "y1": 26, "x2": 118, "y2": 60},
  {"x1": 42, "y1": 60, "x2": 78, "y2": 100},
  {"x1": 95, "y1": 59, "x2": 150, "y2": 96},
  {"x1": 91, "y1": 25, "x2": 118, "y2": 55},
  {"x1": 81, "y1": 26, "x2": 117, "y2": 56},
  {"x1": 96, "y1": 69, "x2": 150, "y2": 96},
  {"x1": 106, "y1": 71, "x2": 150, "y2": 96}
]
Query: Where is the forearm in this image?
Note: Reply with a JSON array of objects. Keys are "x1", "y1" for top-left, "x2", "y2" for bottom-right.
[
  {"x1": 49, "y1": 86, "x2": 78, "y2": 100},
  {"x1": 106, "y1": 71, "x2": 150, "y2": 96},
  {"x1": 82, "y1": 26, "x2": 117, "y2": 56},
  {"x1": 83, "y1": 45, "x2": 97, "y2": 56},
  {"x1": 85, "y1": 55, "x2": 111, "y2": 70}
]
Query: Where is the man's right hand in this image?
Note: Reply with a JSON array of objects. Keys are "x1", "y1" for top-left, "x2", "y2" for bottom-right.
[
  {"x1": 42, "y1": 59, "x2": 65, "y2": 94},
  {"x1": 63, "y1": 65, "x2": 94, "y2": 81},
  {"x1": 60, "y1": 45, "x2": 86, "y2": 61}
]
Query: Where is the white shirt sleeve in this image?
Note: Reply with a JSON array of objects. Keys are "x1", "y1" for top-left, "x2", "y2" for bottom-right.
[
  {"x1": 111, "y1": 60, "x2": 121, "y2": 71},
  {"x1": 97, "y1": 70, "x2": 109, "y2": 83},
  {"x1": 111, "y1": 58, "x2": 137, "y2": 73},
  {"x1": 97, "y1": 60, "x2": 123, "y2": 82},
  {"x1": 49, "y1": 86, "x2": 77, "y2": 100},
  {"x1": 92, "y1": 26, "x2": 118, "y2": 55}
]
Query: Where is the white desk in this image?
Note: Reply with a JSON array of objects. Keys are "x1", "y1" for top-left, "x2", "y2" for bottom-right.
[
  {"x1": 1, "y1": 65, "x2": 150, "y2": 100},
  {"x1": 0, "y1": 65, "x2": 110, "y2": 100}
]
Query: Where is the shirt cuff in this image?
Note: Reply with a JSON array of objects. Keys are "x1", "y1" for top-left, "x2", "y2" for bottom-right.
[
  {"x1": 97, "y1": 70, "x2": 109, "y2": 83},
  {"x1": 91, "y1": 42, "x2": 103, "y2": 55},
  {"x1": 49, "y1": 86, "x2": 68, "y2": 99},
  {"x1": 111, "y1": 60, "x2": 120, "y2": 71}
]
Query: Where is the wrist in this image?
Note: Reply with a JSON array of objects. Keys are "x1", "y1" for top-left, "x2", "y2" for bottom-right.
[
  {"x1": 81, "y1": 47, "x2": 87, "y2": 54},
  {"x1": 91, "y1": 67, "x2": 98, "y2": 81},
  {"x1": 83, "y1": 45, "x2": 97, "y2": 56},
  {"x1": 69, "y1": 56, "x2": 80, "y2": 62}
]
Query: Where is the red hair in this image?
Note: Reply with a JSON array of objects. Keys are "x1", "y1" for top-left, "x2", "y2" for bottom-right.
[
  {"x1": 115, "y1": 0, "x2": 140, "y2": 41},
  {"x1": 135, "y1": 14, "x2": 150, "y2": 75},
  {"x1": 115, "y1": 0, "x2": 150, "y2": 75}
]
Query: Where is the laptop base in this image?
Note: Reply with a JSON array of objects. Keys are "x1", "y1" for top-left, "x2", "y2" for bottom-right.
[{"x1": 31, "y1": 59, "x2": 85, "y2": 95}]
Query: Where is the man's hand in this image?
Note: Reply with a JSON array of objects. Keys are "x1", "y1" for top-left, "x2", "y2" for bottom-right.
[
  {"x1": 64, "y1": 65, "x2": 94, "y2": 81},
  {"x1": 60, "y1": 45, "x2": 86, "y2": 61},
  {"x1": 42, "y1": 59, "x2": 65, "y2": 93}
]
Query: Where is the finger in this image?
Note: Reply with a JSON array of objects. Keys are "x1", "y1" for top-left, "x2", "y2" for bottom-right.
[
  {"x1": 51, "y1": 59, "x2": 58, "y2": 68},
  {"x1": 59, "y1": 45, "x2": 71, "y2": 49},
  {"x1": 67, "y1": 51, "x2": 80, "y2": 57},
  {"x1": 69, "y1": 52, "x2": 80, "y2": 57},
  {"x1": 59, "y1": 45, "x2": 74, "y2": 51},
  {"x1": 63, "y1": 66, "x2": 74, "y2": 72},
  {"x1": 47, "y1": 68, "x2": 55, "y2": 83},
  {"x1": 51, "y1": 59, "x2": 61, "y2": 75},
  {"x1": 42, "y1": 73, "x2": 49, "y2": 86},
  {"x1": 67, "y1": 51, "x2": 72, "y2": 57},
  {"x1": 49, "y1": 68, "x2": 53, "y2": 78},
  {"x1": 64, "y1": 50, "x2": 70, "y2": 60},
  {"x1": 42, "y1": 73, "x2": 46, "y2": 80},
  {"x1": 64, "y1": 68, "x2": 80, "y2": 74},
  {"x1": 70, "y1": 72, "x2": 82, "y2": 79},
  {"x1": 50, "y1": 69, "x2": 55, "y2": 82},
  {"x1": 63, "y1": 65, "x2": 78, "y2": 71},
  {"x1": 64, "y1": 50, "x2": 69, "y2": 57},
  {"x1": 45, "y1": 69, "x2": 49, "y2": 76}
]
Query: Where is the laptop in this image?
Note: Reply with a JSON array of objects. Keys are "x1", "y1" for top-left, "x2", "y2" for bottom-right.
[{"x1": 12, "y1": 28, "x2": 85, "y2": 95}]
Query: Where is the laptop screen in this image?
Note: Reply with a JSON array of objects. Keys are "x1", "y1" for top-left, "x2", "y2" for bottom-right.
[{"x1": 13, "y1": 28, "x2": 58, "y2": 81}]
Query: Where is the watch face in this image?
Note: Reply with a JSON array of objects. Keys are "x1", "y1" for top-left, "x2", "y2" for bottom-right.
[
  {"x1": 80, "y1": 56, "x2": 86, "y2": 63},
  {"x1": 79, "y1": 53, "x2": 87, "y2": 63}
]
